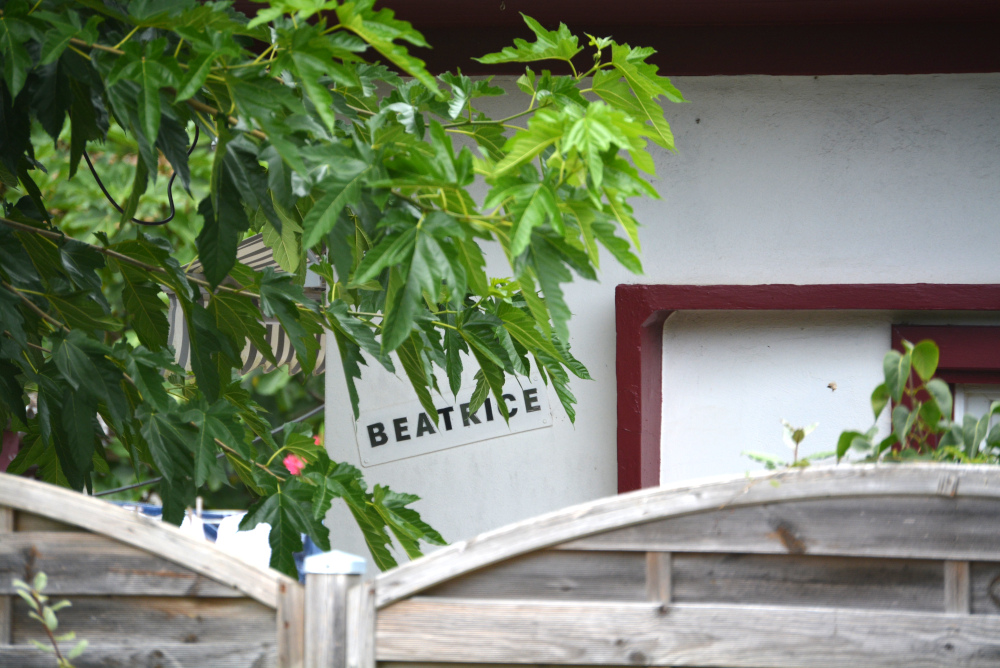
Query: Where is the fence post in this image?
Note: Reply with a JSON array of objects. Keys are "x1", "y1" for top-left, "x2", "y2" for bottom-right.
[{"x1": 303, "y1": 550, "x2": 367, "y2": 668}]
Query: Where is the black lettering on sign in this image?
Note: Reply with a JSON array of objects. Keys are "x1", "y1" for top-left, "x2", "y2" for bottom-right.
[
  {"x1": 484, "y1": 398, "x2": 494, "y2": 421},
  {"x1": 503, "y1": 393, "x2": 518, "y2": 417},
  {"x1": 416, "y1": 412, "x2": 436, "y2": 437},
  {"x1": 437, "y1": 406, "x2": 454, "y2": 431},
  {"x1": 459, "y1": 403, "x2": 481, "y2": 427},
  {"x1": 393, "y1": 417, "x2": 410, "y2": 441},
  {"x1": 368, "y1": 423, "x2": 388, "y2": 447},
  {"x1": 523, "y1": 388, "x2": 540, "y2": 412}
]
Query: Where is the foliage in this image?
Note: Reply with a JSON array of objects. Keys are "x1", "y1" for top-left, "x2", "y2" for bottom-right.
[
  {"x1": 838, "y1": 340, "x2": 1000, "y2": 463},
  {"x1": 0, "y1": 1, "x2": 680, "y2": 576},
  {"x1": 13, "y1": 573, "x2": 87, "y2": 667},
  {"x1": 742, "y1": 420, "x2": 833, "y2": 470}
]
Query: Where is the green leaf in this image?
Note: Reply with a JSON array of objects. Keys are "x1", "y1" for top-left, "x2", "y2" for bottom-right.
[
  {"x1": 184, "y1": 300, "x2": 241, "y2": 403},
  {"x1": 531, "y1": 237, "x2": 573, "y2": 346},
  {"x1": 336, "y1": 0, "x2": 441, "y2": 97},
  {"x1": 871, "y1": 382, "x2": 890, "y2": 420},
  {"x1": 175, "y1": 51, "x2": 218, "y2": 101},
  {"x1": 183, "y1": 400, "x2": 244, "y2": 486},
  {"x1": 301, "y1": 165, "x2": 371, "y2": 248},
  {"x1": 505, "y1": 182, "x2": 563, "y2": 258},
  {"x1": 910, "y1": 339, "x2": 939, "y2": 381},
  {"x1": 60, "y1": 389, "x2": 97, "y2": 475},
  {"x1": 119, "y1": 155, "x2": 150, "y2": 225},
  {"x1": 891, "y1": 404, "x2": 917, "y2": 446},
  {"x1": 241, "y1": 490, "x2": 307, "y2": 578},
  {"x1": 474, "y1": 14, "x2": 582, "y2": 64},
  {"x1": 372, "y1": 485, "x2": 446, "y2": 560},
  {"x1": 0, "y1": 17, "x2": 31, "y2": 97},
  {"x1": 883, "y1": 350, "x2": 911, "y2": 404},
  {"x1": 380, "y1": 230, "x2": 456, "y2": 352},
  {"x1": 139, "y1": 406, "x2": 194, "y2": 484},
  {"x1": 495, "y1": 302, "x2": 561, "y2": 360},
  {"x1": 925, "y1": 378, "x2": 952, "y2": 420},
  {"x1": 397, "y1": 333, "x2": 437, "y2": 423},
  {"x1": 120, "y1": 266, "x2": 169, "y2": 351},
  {"x1": 488, "y1": 107, "x2": 563, "y2": 179},
  {"x1": 592, "y1": 68, "x2": 675, "y2": 150},
  {"x1": 836, "y1": 431, "x2": 869, "y2": 461}
]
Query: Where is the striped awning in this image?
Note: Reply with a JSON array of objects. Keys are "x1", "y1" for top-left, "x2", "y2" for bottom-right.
[{"x1": 167, "y1": 235, "x2": 326, "y2": 376}]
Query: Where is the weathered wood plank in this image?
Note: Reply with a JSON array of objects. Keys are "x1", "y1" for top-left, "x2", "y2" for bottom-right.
[
  {"x1": 557, "y1": 497, "x2": 1000, "y2": 561},
  {"x1": 944, "y1": 561, "x2": 971, "y2": 614},
  {"x1": 671, "y1": 553, "x2": 943, "y2": 611},
  {"x1": 0, "y1": 642, "x2": 275, "y2": 667},
  {"x1": 377, "y1": 598, "x2": 1000, "y2": 667},
  {"x1": 12, "y1": 596, "x2": 275, "y2": 645},
  {"x1": 0, "y1": 507, "x2": 11, "y2": 645},
  {"x1": 375, "y1": 465, "x2": 1000, "y2": 608},
  {"x1": 0, "y1": 532, "x2": 243, "y2": 597},
  {"x1": 645, "y1": 553, "x2": 671, "y2": 603},
  {"x1": 0, "y1": 473, "x2": 294, "y2": 607},
  {"x1": 14, "y1": 511, "x2": 76, "y2": 532},
  {"x1": 276, "y1": 578, "x2": 305, "y2": 668},
  {"x1": 305, "y1": 573, "x2": 356, "y2": 668},
  {"x1": 347, "y1": 580, "x2": 376, "y2": 668},
  {"x1": 424, "y1": 552, "x2": 645, "y2": 601},
  {"x1": 970, "y1": 562, "x2": 1000, "y2": 614}
]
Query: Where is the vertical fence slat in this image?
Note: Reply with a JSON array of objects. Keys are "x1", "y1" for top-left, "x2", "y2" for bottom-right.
[
  {"x1": 278, "y1": 578, "x2": 306, "y2": 667},
  {"x1": 347, "y1": 580, "x2": 376, "y2": 668},
  {"x1": 0, "y1": 506, "x2": 11, "y2": 645},
  {"x1": 944, "y1": 560, "x2": 971, "y2": 613},
  {"x1": 646, "y1": 552, "x2": 671, "y2": 603},
  {"x1": 303, "y1": 551, "x2": 366, "y2": 668}
]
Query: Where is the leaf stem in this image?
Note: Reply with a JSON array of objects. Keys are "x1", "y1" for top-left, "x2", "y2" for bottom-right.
[
  {"x1": 112, "y1": 26, "x2": 140, "y2": 51},
  {"x1": 442, "y1": 106, "x2": 536, "y2": 129},
  {"x1": 0, "y1": 217, "x2": 253, "y2": 298},
  {"x1": 184, "y1": 98, "x2": 268, "y2": 141},
  {"x1": 1, "y1": 280, "x2": 69, "y2": 332},
  {"x1": 70, "y1": 37, "x2": 123, "y2": 56}
]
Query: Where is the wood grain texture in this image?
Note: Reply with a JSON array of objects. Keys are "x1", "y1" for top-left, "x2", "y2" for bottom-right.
[
  {"x1": 0, "y1": 532, "x2": 242, "y2": 597},
  {"x1": 374, "y1": 465, "x2": 1000, "y2": 608},
  {"x1": 645, "y1": 553, "x2": 670, "y2": 603},
  {"x1": 304, "y1": 573, "x2": 356, "y2": 668},
  {"x1": 14, "y1": 512, "x2": 76, "y2": 532},
  {"x1": 944, "y1": 561, "x2": 971, "y2": 614},
  {"x1": 970, "y1": 562, "x2": 1000, "y2": 614},
  {"x1": 671, "y1": 553, "x2": 943, "y2": 611},
  {"x1": 376, "y1": 598, "x2": 1000, "y2": 667},
  {"x1": 12, "y1": 596, "x2": 274, "y2": 645},
  {"x1": 347, "y1": 580, "x2": 376, "y2": 668},
  {"x1": 558, "y1": 496, "x2": 1000, "y2": 561},
  {"x1": 276, "y1": 578, "x2": 305, "y2": 668},
  {"x1": 0, "y1": 642, "x2": 275, "y2": 667},
  {"x1": 0, "y1": 473, "x2": 295, "y2": 607},
  {"x1": 424, "y1": 552, "x2": 645, "y2": 601},
  {"x1": 0, "y1": 507, "x2": 11, "y2": 645}
]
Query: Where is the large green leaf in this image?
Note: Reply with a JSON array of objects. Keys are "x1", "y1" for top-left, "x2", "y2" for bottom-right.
[
  {"x1": 474, "y1": 14, "x2": 581, "y2": 65},
  {"x1": 336, "y1": 0, "x2": 440, "y2": 97},
  {"x1": 120, "y1": 266, "x2": 169, "y2": 351}
]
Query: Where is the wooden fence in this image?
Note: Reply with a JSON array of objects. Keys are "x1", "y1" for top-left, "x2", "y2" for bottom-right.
[
  {"x1": 0, "y1": 473, "x2": 303, "y2": 667},
  {"x1": 5, "y1": 464, "x2": 1000, "y2": 667},
  {"x1": 370, "y1": 464, "x2": 1000, "y2": 668}
]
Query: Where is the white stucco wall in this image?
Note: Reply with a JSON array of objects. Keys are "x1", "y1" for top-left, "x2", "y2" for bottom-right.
[{"x1": 324, "y1": 73, "x2": 1000, "y2": 564}]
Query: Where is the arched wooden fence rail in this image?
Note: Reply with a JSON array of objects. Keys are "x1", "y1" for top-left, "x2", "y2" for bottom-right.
[{"x1": 4, "y1": 464, "x2": 1000, "y2": 667}]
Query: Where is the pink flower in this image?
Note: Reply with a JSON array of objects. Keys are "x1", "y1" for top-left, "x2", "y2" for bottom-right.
[
  {"x1": 283, "y1": 454, "x2": 306, "y2": 475},
  {"x1": 313, "y1": 434, "x2": 323, "y2": 446}
]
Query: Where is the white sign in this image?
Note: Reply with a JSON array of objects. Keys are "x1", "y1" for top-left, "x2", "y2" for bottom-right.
[{"x1": 355, "y1": 375, "x2": 552, "y2": 466}]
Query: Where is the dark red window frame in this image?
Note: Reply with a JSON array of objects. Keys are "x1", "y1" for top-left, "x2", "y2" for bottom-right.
[{"x1": 616, "y1": 284, "x2": 1000, "y2": 493}]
